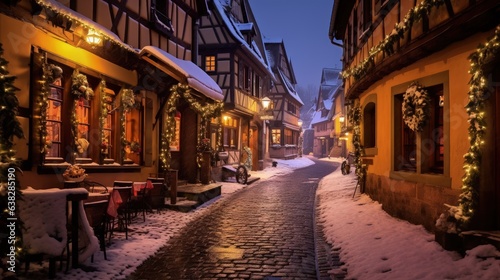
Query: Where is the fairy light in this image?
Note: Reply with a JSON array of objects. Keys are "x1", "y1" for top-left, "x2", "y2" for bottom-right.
[
  {"x1": 457, "y1": 25, "x2": 500, "y2": 229},
  {"x1": 160, "y1": 83, "x2": 223, "y2": 171},
  {"x1": 34, "y1": 0, "x2": 135, "y2": 53},
  {"x1": 0, "y1": 43, "x2": 24, "y2": 258},
  {"x1": 341, "y1": 0, "x2": 447, "y2": 81},
  {"x1": 99, "y1": 79, "x2": 107, "y2": 161}
]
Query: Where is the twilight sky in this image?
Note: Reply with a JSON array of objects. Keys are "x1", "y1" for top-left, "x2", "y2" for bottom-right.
[{"x1": 249, "y1": 0, "x2": 343, "y2": 87}]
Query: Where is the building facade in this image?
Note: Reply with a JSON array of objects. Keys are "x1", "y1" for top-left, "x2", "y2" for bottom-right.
[
  {"x1": 311, "y1": 68, "x2": 342, "y2": 158},
  {"x1": 264, "y1": 38, "x2": 303, "y2": 159},
  {"x1": 330, "y1": 0, "x2": 500, "y2": 239},
  {"x1": 0, "y1": 0, "x2": 223, "y2": 188},
  {"x1": 198, "y1": 0, "x2": 274, "y2": 170}
]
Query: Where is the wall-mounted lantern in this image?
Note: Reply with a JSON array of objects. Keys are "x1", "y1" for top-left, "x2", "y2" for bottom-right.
[
  {"x1": 261, "y1": 97, "x2": 271, "y2": 110},
  {"x1": 339, "y1": 115, "x2": 345, "y2": 123},
  {"x1": 297, "y1": 119, "x2": 303, "y2": 128},
  {"x1": 86, "y1": 29, "x2": 102, "y2": 47}
]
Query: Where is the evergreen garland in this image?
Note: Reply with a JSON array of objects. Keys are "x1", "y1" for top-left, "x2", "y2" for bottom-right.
[
  {"x1": 160, "y1": 83, "x2": 223, "y2": 171},
  {"x1": 0, "y1": 43, "x2": 25, "y2": 266},
  {"x1": 348, "y1": 102, "x2": 366, "y2": 185},
  {"x1": 458, "y1": 25, "x2": 500, "y2": 229},
  {"x1": 342, "y1": 0, "x2": 446, "y2": 81}
]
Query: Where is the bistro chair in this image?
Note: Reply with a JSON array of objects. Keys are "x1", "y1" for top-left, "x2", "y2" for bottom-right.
[
  {"x1": 83, "y1": 199, "x2": 109, "y2": 262},
  {"x1": 109, "y1": 182, "x2": 133, "y2": 240},
  {"x1": 149, "y1": 182, "x2": 166, "y2": 212},
  {"x1": 83, "y1": 180, "x2": 108, "y2": 193},
  {"x1": 130, "y1": 182, "x2": 152, "y2": 222}
]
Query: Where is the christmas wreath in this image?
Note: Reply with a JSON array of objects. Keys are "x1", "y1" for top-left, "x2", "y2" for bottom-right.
[{"x1": 402, "y1": 82, "x2": 430, "y2": 132}]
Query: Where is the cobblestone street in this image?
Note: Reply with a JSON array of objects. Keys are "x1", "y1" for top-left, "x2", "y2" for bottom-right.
[{"x1": 128, "y1": 159, "x2": 336, "y2": 279}]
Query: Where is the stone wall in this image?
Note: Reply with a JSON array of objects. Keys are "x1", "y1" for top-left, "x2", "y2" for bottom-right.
[{"x1": 365, "y1": 173, "x2": 460, "y2": 232}]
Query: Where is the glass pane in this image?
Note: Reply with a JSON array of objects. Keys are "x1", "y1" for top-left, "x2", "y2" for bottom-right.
[
  {"x1": 50, "y1": 87, "x2": 61, "y2": 99},
  {"x1": 47, "y1": 100, "x2": 61, "y2": 121},
  {"x1": 46, "y1": 143, "x2": 60, "y2": 157}
]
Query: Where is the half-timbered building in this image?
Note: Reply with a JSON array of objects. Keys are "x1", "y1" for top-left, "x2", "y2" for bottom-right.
[
  {"x1": 264, "y1": 38, "x2": 303, "y2": 159},
  {"x1": 330, "y1": 0, "x2": 500, "y2": 248},
  {"x1": 197, "y1": 0, "x2": 274, "y2": 171},
  {"x1": 311, "y1": 68, "x2": 342, "y2": 158},
  {"x1": 0, "y1": 0, "x2": 223, "y2": 188}
]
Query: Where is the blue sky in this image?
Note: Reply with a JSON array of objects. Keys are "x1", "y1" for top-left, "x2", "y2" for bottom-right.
[{"x1": 249, "y1": 0, "x2": 343, "y2": 87}]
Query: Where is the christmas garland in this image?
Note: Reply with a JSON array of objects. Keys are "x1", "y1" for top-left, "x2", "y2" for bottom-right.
[
  {"x1": 71, "y1": 69, "x2": 94, "y2": 100},
  {"x1": 39, "y1": 54, "x2": 51, "y2": 155},
  {"x1": 348, "y1": 101, "x2": 366, "y2": 185},
  {"x1": 119, "y1": 88, "x2": 136, "y2": 162},
  {"x1": 121, "y1": 88, "x2": 136, "y2": 112},
  {"x1": 160, "y1": 83, "x2": 223, "y2": 171},
  {"x1": 402, "y1": 82, "x2": 430, "y2": 132},
  {"x1": 0, "y1": 42, "x2": 25, "y2": 263},
  {"x1": 456, "y1": 25, "x2": 500, "y2": 229},
  {"x1": 342, "y1": 0, "x2": 446, "y2": 81}
]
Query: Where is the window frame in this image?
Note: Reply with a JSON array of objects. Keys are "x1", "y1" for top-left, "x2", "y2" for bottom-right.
[
  {"x1": 362, "y1": 95, "x2": 377, "y2": 156},
  {"x1": 35, "y1": 53, "x2": 141, "y2": 170},
  {"x1": 205, "y1": 55, "x2": 216, "y2": 72},
  {"x1": 271, "y1": 128, "x2": 281, "y2": 145},
  {"x1": 390, "y1": 71, "x2": 451, "y2": 187},
  {"x1": 151, "y1": 0, "x2": 173, "y2": 35}
]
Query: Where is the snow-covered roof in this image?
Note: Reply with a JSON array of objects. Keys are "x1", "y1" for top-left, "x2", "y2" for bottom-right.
[
  {"x1": 139, "y1": 46, "x2": 223, "y2": 101},
  {"x1": 235, "y1": 22, "x2": 254, "y2": 32},
  {"x1": 263, "y1": 37, "x2": 283, "y2": 44},
  {"x1": 310, "y1": 110, "x2": 330, "y2": 125},
  {"x1": 278, "y1": 69, "x2": 303, "y2": 105},
  {"x1": 36, "y1": 0, "x2": 136, "y2": 52},
  {"x1": 324, "y1": 99, "x2": 333, "y2": 111},
  {"x1": 321, "y1": 68, "x2": 341, "y2": 86},
  {"x1": 213, "y1": 0, "x2": 274, "y2": 80}
]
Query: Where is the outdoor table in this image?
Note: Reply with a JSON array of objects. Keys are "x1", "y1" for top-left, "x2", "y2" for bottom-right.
[
  {"x1": 132, "y1": 181, "x2": 153, "y2": 196},
  {"x1": 19, "y1": 187, "x2": 99, "y2": 275}
]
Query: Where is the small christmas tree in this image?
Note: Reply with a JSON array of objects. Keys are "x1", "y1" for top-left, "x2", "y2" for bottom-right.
[{"x1": 0, "y1": 42, "x2": 25, "y2": 272}]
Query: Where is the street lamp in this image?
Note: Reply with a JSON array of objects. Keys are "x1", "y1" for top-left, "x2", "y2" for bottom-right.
[
  {"x1": 261, "y1": 97, "x2": 271, "y2": 110},
  {"x1": 339, "y1": 115, "x2": 345, "y2": 123},
  {"x1": 297, "y1": 119, "x2": 303, "y2": 157}
]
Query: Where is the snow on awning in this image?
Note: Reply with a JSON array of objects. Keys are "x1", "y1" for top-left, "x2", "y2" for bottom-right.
[{"x1": 139, "y1": 46, "x2": 223, "y2": 101}]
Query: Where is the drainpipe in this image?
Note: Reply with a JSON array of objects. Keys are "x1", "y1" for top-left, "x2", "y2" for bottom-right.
[{"x1": 192, "y1": 18, "x2": 200, "y2": 64}]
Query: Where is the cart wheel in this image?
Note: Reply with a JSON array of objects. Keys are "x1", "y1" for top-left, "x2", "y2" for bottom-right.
[{"x1": 236, "y1": 166, "x2": 248, "y2": 184}]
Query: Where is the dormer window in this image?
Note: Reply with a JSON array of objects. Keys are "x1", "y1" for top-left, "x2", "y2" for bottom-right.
[{"x1": 151, "y1": 0, "x2": 173, "y2": 34}]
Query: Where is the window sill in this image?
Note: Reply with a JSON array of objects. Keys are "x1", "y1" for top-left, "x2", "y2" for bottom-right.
[
  {"x1": 389, "y1": 171, "x2": 451, "y2": 188},
  {"x1": 38, "y1": 164, "x2": 141, "y2": 174},
  {"x1": 364, "y1": 147, "x2": 378, "y2": 156}
]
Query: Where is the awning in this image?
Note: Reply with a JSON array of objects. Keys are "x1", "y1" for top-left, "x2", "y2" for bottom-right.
[{"x1": 139, "y1": 46, "x2": 223, "y2": 101}]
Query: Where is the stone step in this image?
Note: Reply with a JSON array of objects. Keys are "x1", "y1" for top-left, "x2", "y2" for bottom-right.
[
  {"x1": 165, "y1": 183, "x2": 222, "y2": 212},
  {"x1": 164, "y1": 197, "x2": 198, "y2": 213}
]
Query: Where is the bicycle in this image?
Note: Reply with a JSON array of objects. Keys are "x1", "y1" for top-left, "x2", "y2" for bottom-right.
[{"x1": 341, "y1": 152, "x2": 355, "y2": 175}]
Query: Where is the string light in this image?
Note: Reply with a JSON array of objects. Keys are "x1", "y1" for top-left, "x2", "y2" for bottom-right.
[
  {"x1": 458, "y1": 25, "x2": 500, "y2": 229},
  {"x1": 34, "y1": 0, "x2": 135, "y2": 53},
  {"x1": 341, "y1": 0, "x2": 446, "y2": 81},
  {"x1": 160, "y1": 83, "x2": 223, "y2": 171}
]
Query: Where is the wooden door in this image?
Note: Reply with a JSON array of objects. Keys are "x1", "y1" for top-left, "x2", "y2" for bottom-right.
[{"x1": 249, "y1": 126, "x2": 259, "y2": 171}]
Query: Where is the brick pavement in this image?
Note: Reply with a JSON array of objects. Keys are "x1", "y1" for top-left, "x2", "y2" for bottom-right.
[{"x1": 128, "y1": 159, "x2": 337, "y2": 280}]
